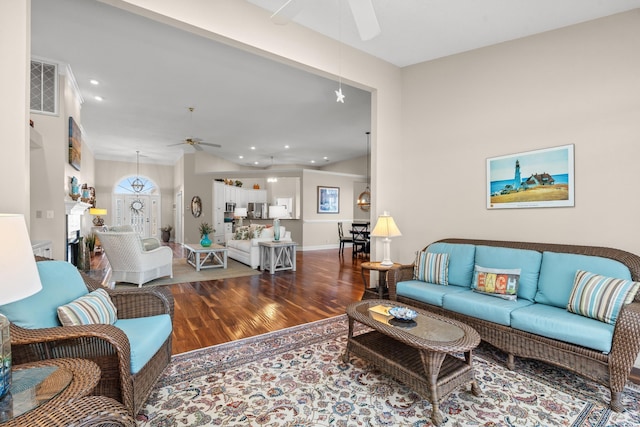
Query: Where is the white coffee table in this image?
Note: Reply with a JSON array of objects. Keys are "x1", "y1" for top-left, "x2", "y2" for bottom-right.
[
  {"x1": 184, "y1": 243, "x2": 227, "y2": 271},
  {"x1": 258, "y1": 241, "x2": 298, "y2": 274}
]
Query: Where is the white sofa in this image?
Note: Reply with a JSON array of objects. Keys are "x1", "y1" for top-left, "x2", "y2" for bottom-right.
[{"x1": 226, "y1": 224, "x2": 291, "y2": 269}]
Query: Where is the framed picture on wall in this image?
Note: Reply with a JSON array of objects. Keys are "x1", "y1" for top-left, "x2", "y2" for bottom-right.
[
  {"x1": 317, "y1": 186, "x2": 339, "y2": 213},
  {"x1": 68, "y1": 116, "x2": 82, "y2": 171},
  {"x1": 487, "y1": 144, "x2": 574, "y2": 209}
]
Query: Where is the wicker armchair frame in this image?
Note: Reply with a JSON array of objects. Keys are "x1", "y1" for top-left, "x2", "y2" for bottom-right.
[
  {"x1": 9, "y1": 259, "x2": 174, "y2": 417},
  {"x1": 387, "y1": 238, "x2": 640, "y2": 412}
]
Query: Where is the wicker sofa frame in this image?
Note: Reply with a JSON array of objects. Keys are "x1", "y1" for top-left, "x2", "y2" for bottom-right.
[
  {"x1": 9, "y1": 259, "x2": 174, "y2": 417},
  {"x1": 387, "y1": 238, "x2": 640, "y2": 412}
]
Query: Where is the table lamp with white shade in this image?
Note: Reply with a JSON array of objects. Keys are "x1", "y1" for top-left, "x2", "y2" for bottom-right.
[
  {"x1": 234, "y1": 207, "x2": 247, "y2": 227},
  {"x1": 0, "y1": 214, "x2": 44, "y2": 398},
  {"x1": 370, "y1": 211, "x2": 402, "y2": 266}
]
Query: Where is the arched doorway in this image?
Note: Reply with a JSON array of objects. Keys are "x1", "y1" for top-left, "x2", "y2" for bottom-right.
[{"x1": 113, "y1": 175, "x2": 161, "y2": 240}]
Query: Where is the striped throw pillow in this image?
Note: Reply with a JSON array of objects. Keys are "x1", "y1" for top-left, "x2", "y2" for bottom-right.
[
  {"x1": 57, "y1": 288, "x2": 118, "y2": 326},
  {"x1": 567, "y1": 270, "x2": 639, "y2": 325},
  {"x1": 413, "y1": 251, "x2": 449, "y2": 285}
]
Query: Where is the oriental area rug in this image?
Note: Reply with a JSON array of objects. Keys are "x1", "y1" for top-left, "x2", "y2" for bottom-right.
[{"x1": 137, "y1": 315, "x2": 640, "y2": 426}]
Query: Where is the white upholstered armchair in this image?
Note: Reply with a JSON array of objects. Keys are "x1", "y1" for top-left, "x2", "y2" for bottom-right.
[{"x1": 97, "y1": 230, "x2": 173, "y2": 287}]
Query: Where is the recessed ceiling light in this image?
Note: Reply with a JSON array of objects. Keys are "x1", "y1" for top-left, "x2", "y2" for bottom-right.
[
  {"x1": 323, "y1": 156, "x2": 329, "y2": 160},
  {"x1": 310, "y1": 160, "x2": 316, "y2": 164},
  {"x1": 284, "y1": 145, "x2": 290, "y2": 149},
  {"x1": 250, "y1": 146, "x2": 256, "y2": 150},
  {"x1": 254, "y1": 161, "x2": 259, "y2": 165},
  {"x1": 238, "y1": 155, "x2": 244, "y2": 159},
  {"x1": 94, "y1": 96, "x2": 103, "y2": 101},
  {"x1": 89, "y1": 79, "x2": 99, "y2": 85}
]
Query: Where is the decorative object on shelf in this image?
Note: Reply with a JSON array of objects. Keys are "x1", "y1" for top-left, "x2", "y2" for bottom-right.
[
  {"x1": 253, "y1": 184, "x2": 260, "y2": 189},
  {"x1": 234, "y1": 180, "x2": 243, "y2": 187},
  {"x1": 89, "y1": 208, "x2": 107, "y2": 226},
  {"x1": 191, "y1": 196, "x2": 202, "y2": 218},
  {"x1": 81, "y1": 184, "x2": 90, "y2": 202},
  {"x1": 234, "y1": 207, "x2": 247, "y2": 227},
  {"x1": 199, "y1": 222, "x2": 214, "y2": 247},
  {"x1": 68, "y1": 116, "x2": 82, "y2": 171},
  {"x1": 131, "y1": 150, "x2": 145, "y2": 193},
  {"x1": 370, "y1": 211, "x2": 402, "y2": 266},
  {"x1": 357, "y1": 131, "x2": 371, "y2": 212},
  {"x1": 130, "y1": 199, "x2": 144, "y2": 215},
  {"x1": 268, "y1": 205, "x2": 288, "y2": 241},
  {"x1": 317, "y1": 186, "x2": 340, "y2": 214},
  {"x1": 0, "y1": 214, "x2": 44, "y2": 399},
  {"x1": 160, "y1": 225, "x2": 172, "y2": 243},
  {"x1": 69, "y1": 176, "x2": 80, "y2": 200}
]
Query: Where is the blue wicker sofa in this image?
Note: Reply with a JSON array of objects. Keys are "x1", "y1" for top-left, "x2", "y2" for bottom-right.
[{"x1": 387, "y1": 238, "x2": 640, "y2": 412}]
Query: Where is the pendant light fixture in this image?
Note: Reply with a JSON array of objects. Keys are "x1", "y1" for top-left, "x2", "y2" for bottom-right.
[
  {"x1": 357, "y1": 132, "x2": 371, "y2": 211},
  {"x1": 131, "y1": 150, "x2": 145, "y2": 193}
]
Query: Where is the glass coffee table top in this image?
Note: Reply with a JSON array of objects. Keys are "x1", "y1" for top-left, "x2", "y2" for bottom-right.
[{"x1": 355, "y1": 301, "x2": 466, "y2": 343}]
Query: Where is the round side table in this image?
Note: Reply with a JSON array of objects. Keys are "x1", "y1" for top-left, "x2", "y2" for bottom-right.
[{"x1": 361, "y1": 261, "x2": 402, "y2": 299}]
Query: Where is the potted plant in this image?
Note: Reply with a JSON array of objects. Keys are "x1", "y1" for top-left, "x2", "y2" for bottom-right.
[
  {"x1": 160, "y1": 225, "x2": 172, "y2": 242},
  {"x1": 199, "y1": 222, "x2": 214, "y2": 247},
  {"x1": 84, "y1": 232, "x2": 96, "y2": 255}
]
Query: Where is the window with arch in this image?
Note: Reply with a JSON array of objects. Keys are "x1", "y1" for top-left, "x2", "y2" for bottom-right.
[{"x1": 115, "y1": 176, "x2": 157, "y2": 195}]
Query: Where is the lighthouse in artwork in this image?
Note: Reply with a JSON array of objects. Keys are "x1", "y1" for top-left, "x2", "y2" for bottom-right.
[{"x1": 514, "y1": 160, "x2": 521, "y2": 190}]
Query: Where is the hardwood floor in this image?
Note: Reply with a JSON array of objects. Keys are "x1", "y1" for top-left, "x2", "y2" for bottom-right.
[{"x1": 91, "y1": 243, "x2": 369, "y2": 355}]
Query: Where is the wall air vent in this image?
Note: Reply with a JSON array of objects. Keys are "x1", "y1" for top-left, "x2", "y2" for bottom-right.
[{"x1": 30, "y1": 59, "x2": 58, "y2": 114}]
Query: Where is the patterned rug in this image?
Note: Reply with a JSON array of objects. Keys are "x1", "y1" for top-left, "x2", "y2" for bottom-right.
[{"x1": 137, "y1": 315, "x2": 640, "y2": 426}]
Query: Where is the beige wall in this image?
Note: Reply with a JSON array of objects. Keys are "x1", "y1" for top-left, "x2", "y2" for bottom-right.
[
  {"x1": 0, "y1": 1, "x2": 30, "y2": 219},
  {"x1": 397, "y1": 10, "x2": 640, "y2": 263}
]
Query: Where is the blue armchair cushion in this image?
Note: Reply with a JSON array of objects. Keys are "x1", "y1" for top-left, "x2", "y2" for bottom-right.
[
  {"x1": 57, "y1": 288, "x2": 118, "y2": 326},
  {"x1": 0, "y1": 261, "x2": 88, "y2": 329},
  {"x1": 114, "y1": 314, "x2": 173, "y2": 374}
]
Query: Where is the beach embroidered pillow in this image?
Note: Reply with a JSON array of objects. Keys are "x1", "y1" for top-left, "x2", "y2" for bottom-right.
[
  {"x1": 567, "y1": 270, "x2": 640, "y2": 325},
  {"x1": 472, "y1": 266, "x2": 520, "y2": 300},
  {"x1": 413, "y1": 251, "x2": 449, "y2": 285},
  {"x1": 57, "y1": 288, "x2": 118, "y2": 326}
]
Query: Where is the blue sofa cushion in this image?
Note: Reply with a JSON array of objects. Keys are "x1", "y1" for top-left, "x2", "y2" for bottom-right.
[
  {"x1": 396, "y1": 280, "x2": 467, "y2": 307},
  {"x1": 443, "y1": 290, "x2": 533, "y2": 326},
  {"x1": 414, "y1": 251, "x2": 449, "y2": 285},
  {"x1": 0, "y1": 261, "x2": 88, "y2": 329},
  {"x1": 536, "y1": 251, "x2": 632, "y2": 308},
  {"x1": 511, "y1": 304, "x2": 614, "y2": 353},
  {"x1": 426, "y1": 242, "x2": 476, "y2": 287},
  {"x1": 567, "y1": 270, "x2": 639, "y2": 325},
  {"x1": 475, "y1": 246, "x2": 542, "y2": 302},
  {"x1": 114, "y1": 314, "x2": 172, "y2": 374}
]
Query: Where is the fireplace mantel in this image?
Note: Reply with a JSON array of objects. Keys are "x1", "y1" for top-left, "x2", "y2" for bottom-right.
[{"x1": 65, "y1": 200, "x2": 91, "y2": 215}]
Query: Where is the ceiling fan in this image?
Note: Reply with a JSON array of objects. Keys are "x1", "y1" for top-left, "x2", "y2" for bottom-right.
[
  {"x1": 168, "y1": 107, "x2": 222, "y2": 151},
  {"x1": 271, "y1": 0, "x2": 381, "y2": 41}
]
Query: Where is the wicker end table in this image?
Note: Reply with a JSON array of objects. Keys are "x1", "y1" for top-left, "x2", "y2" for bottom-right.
[
  {"x1": 343, "y1": 299, "x2": 481, "y2": 426},
  {"x1": 360, "y1": 261, "x2": 401, "y2": 299}
]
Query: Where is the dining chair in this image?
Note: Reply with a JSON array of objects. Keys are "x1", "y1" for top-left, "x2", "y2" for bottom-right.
[{"x1": 338, "y1": 222, "x2": 353, "y2": 255}]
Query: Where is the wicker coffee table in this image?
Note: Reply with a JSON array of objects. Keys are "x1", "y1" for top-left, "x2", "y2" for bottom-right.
[{"x1": 343, "y1": 299, "x2": 481, "y2": 426}]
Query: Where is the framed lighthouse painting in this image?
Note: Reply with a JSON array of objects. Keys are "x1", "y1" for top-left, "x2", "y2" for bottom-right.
[{"x1": 487, "y1": 144, "x2": 574, "y2": 209}]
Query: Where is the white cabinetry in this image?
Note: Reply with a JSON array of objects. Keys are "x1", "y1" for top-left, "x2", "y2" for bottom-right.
[{"x1": 213, "y1": 181, "x2": 226, "y2": 244}]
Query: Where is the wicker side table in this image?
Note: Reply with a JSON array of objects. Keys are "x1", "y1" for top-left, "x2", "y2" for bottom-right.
[
  {"x1": 0, "y1": 358, "x2": 134, "y2": 427},
  {"x1": 360, "y1": 261, "x2": 401, "y2": 299}
]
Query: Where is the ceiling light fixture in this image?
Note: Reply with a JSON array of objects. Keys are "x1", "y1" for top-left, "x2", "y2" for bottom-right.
[
  {"x1": 89, "y1": 79, "x2": 99, "y2": 85},
  {"x1": 94, "y1": 96, "x2": 103, "y2": 101},
  {"x1": 357, "y1": 131, "x2": 371, "y2": 211},
  {"x1": 131, "y1": 150, "x2": 145, "y2": 193},
  {"x1": 335, "y1": 0, "x2": 345, "y2": 103}
]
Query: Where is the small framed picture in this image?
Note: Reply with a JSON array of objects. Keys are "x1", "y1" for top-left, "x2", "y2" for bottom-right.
[{"x1": 317, "y1": 186, "x2": 339, "y2": 214}]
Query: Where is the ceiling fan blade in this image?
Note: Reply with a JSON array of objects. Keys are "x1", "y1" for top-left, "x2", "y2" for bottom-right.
[
  {"x1": 167, "y1": 142, "x2": 185, "y2": 147},
  {"x1": 270, "y1": 0, "x2": 305, "y2": 25},
  {"x1": 200, "y1": 142, "x2": 222, "y2": 148},
  {"x1": 193, "y1": 144, "x2": 203, "y2": 151},
  {"x1": 347, "y1": 0, "x2": 380, "y2": 41}
]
